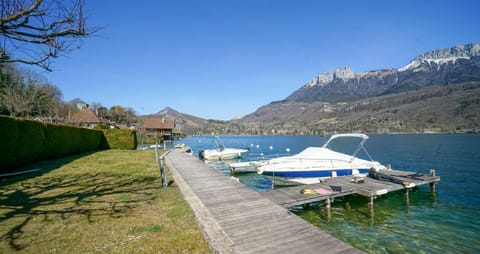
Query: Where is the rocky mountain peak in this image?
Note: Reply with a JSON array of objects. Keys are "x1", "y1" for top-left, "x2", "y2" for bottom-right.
[
  {"x1": 307, "y1": 66, "x2": 355, "y2": 87},
  {"x1": 415, "y1": 43, "x2": 480, "y2": 61},
  {"x1": 156, "y1": 107, "x2": 179, "y2": 116},
  {"x1": 399, "y1": 43, "x2": 480, "y2": 72}
]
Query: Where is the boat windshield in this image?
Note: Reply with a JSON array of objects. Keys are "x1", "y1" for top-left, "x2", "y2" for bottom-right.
[
  {"x1": 322, "y1": 134, "x2": 373, "y2": 162},
  {"x1": 213, "y1": 136, "x2": 225, "y2": 151}
]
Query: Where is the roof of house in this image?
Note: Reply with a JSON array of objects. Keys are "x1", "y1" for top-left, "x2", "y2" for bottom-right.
[
  {"x1": 69, "y1": 107, "x2": 101, "y2": 123},
  {"x1": 142, "y1": 117, "x2": 175, "y2": 129},
  {"x1": 115, "y1": 124, "x2": 130, "y2": 129}
]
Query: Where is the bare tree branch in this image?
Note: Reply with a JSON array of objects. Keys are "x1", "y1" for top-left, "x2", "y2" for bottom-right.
[
  {"x1": 0, "y1": 0, "x2": 43, "y2": 25},
  {"x1": 0, "y1": 0, "x2": 100, "y2": 71}
]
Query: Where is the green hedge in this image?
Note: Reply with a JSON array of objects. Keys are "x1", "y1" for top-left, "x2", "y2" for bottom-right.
[
  {"x1": 0, "y1": 116, "x2": 48, "y2": 170},
  {"x1": 101, "y1": 129, "x2": 137, "y2": 150},
  {"x1": 0, "y1": 115, "x2": 137, "y2": 171},
  {"x1": 43, "y1": 124, "x2": 102, "y2": 158}
]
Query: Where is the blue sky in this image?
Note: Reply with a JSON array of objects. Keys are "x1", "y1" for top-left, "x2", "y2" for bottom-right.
[{"x1": 44, "y1": 0, "x2": 480, "y2": 120}]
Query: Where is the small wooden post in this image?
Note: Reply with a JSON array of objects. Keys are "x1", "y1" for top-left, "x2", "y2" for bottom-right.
[
  {"x1": 154, "y1": 143, "x2": 159, "y2": 163},
  {"x1": 325, "y1": 197, "x2": 331, "y2": 210},
  {"x1": 368, "y1": 195, "x2": 374, "y2": 218},
  {"x1": 325, "y1": 197, "x2": 332, "y2": 220},
  {"x1": 403, "y1": 189, "x2": 410, "y2": 206},
  {"x1": 159, "y1": 156, "x2": 168, "y2": 187},
  {"x1": 430, "y1": 169, "x2": 436, "y2": 193}
]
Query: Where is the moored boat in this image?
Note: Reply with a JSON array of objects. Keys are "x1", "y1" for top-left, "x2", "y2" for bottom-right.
[
  {"x1": 255, "y1": 133, "x2": 387, "y2": 184},
  {"x1": 199, "y1": 136, "x2": 249, "y2": 160},
  {"x1": 174, "y1": 143, "x2": 186, "y2": 148}
]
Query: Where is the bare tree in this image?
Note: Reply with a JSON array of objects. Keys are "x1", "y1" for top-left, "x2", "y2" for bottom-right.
[
  {"x1": 0, "y1": 65, "x2": 62, "y2": 117},
  {"x1": 0, "y1": 0, "x2": 99, "y2": 71},
  {"x1": 89, "y1": 101, "x2": 102, "y2": 111},
  {"x1": 108, "y1": 105, "x2": 137, "y2": 125},
  {"x1": 32, "y1": 82, "x2": 62, "y2": 117},
  {"x1": 0, "y1": 67, "x2": 36, "y2": 116}
]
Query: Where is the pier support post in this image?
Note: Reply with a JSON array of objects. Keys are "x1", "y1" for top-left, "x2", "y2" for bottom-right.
[
  {"x1": 325, "y1": 197, "x2": 331, "y2": 210},
  {"x1": 368, "y1": 196, "x2": 374, "y2": 218},
  {"x1": 430, "y1": 169, "x2": 436, "y2": 193},
  {"x1": 403, "y1": 189, "x2": 410, "y2": 206},
  {"x1": 325, "y1": 197, "x2": 332, "y2": 220}
]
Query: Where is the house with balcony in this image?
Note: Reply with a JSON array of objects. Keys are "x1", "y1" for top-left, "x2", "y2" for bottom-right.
[{"x1": 141, "y1": 117, "x2": 178, "y2": 141}]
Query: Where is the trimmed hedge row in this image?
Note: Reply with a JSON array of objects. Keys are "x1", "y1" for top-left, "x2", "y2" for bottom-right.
[
  {"x1": 44, "y1": 124, "x2": 103, "y2": 158},
  {"x1": 0, "y1": 115, "x2": 137, "y2": 171},
  {"x1": 101, "y1": 129, "x2": 137, "y2": 150}
]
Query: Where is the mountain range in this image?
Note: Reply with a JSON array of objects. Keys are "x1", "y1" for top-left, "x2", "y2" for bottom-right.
[
  {"x1": 147, "y1": 43, "x2": 480, "y2": 134},
  {"x1": 286, "y1": 43, "x2": 480, "y2": 102}
]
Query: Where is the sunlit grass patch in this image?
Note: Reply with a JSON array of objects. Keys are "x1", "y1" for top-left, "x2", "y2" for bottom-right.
[{"x1": 0, "y1": 150, "x2": 210, "y2": 253}]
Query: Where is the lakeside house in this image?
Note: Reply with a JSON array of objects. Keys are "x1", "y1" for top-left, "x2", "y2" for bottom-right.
[{"x1": 141, "y1": 117, "x2": 178, "y2": 141}]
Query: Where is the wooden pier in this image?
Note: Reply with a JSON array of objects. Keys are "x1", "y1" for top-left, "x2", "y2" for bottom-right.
[
  {"x1": 165, "y1": 148, "x2": 363, "y2": 254},
  {"x1": 260, "y1": 170, "x2": 440, "y2": 213}
]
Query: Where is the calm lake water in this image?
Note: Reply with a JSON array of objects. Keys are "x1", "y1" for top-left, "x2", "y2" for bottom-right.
[{"x1": 178, "y1": 134, "x2": 480, "y2": 254}]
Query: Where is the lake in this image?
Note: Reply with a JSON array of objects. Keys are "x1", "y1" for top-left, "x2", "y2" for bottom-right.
[{"x1": 178, "y1": 134, "x2": 480, "y2": 254}]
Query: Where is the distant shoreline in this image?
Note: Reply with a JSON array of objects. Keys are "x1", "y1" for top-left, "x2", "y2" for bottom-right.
[{"x1": 185, "y1": 131, "x2": 479, "y2": 137}]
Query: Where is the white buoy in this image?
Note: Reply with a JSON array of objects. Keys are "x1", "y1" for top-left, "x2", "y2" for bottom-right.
[
  {"x1": 256, "y1": 145, "x2": 260, "y2": 149},
  {"x1": 286, "y1": 148, "x2": 291, "y2": 153},
  {"x1": 269, "y1": 146, "x2": 273, "y2": 150}
]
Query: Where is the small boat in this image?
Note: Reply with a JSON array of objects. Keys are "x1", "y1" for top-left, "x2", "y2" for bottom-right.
[
  {"x1": 149, "y1": 144, "x2": 162, "y2": 149},
  {"x1": 199, "y1": 136, "x2": 249, "y2": 160},
  {"x1": 174, "y1": 143, "x2": 186, "y2": 148},
  {"x1": 255, "y1": 133, "x2": 387, "y2": 184}
]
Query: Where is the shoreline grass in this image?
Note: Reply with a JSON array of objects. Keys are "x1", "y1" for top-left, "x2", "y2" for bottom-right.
[{"x1": 0, "y1": 150, "x2": 210, "y2": 253}]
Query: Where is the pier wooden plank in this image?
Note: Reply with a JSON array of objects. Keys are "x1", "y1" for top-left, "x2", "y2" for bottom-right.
[
  {"x1": 261, "y1": 169, "x2": 440, "y2": 208},
  {"x1": 165, "y1": 149, "x2": 363, "y2": 254}
]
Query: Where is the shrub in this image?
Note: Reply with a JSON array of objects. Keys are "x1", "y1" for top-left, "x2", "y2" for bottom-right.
[
  {"x1": 43, "y1": 124, "x2": 102, "y2": 158},
  {"x1": 101, "y1": 129, "x2": 137, "y2": 150},
  {"x1": 0, "y1": 116, "x2": 137, "y2": 171},
  {"x1": 0, "y1": 115, "x2": 22, "y2": 169},
  {"x1": 0, "y1": 116, "x2": 47, "y2": 169},
  {"x1": 0, "y1": 116, "x2": 103, "y2": 171},
  {"x1": 18, "y1": 118, "x2": 46, "y2": 163},
  {"x1": 94, "y1": 124, "x2": 110, "y2": 130}
]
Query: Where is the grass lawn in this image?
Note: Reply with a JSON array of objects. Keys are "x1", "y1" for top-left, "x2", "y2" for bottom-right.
[{"x1": 0, "y1": 150, "x2": 210, "y2": 253}]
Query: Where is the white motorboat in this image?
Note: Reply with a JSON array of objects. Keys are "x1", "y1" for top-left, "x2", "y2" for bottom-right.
[
  {"x1": 199, "y1": 136, "x2": 249, "y2": 160},
  {"x1": 255, "y1": 133, "x2": 387, "y2": 184}
]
